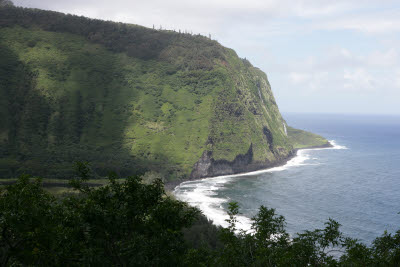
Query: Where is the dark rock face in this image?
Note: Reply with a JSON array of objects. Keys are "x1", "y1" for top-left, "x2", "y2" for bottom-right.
[
  {"x1": 263, "y1": 126, "x2": 274, "y2": 151},
  {"x1": 189, "y1": 141, "x2": 333, "y2": 180},
  {"x1": 207, "y1": 144, "x2": 254, "y2": 177},
  {"x1": 190, "y1": 144, "x2": 295, "y2": 179},
  {"x1": 190, "y1": 150, "x2": 213, "y2": 179}
]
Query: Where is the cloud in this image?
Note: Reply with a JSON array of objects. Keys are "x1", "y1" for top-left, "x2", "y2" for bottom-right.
[
  {"x1": 366, "y1": 49, "x2": 398, "y2": 67},
  {"x1": 289, "y1": 72, "x2": 311, "y2": 84},
  {"x1": 394, "y1": 69, "x2": 400, "y2": 89},
  {"x1": 285, "y1": 46, "x2": 400, "y2": 95},
  {"x1": 288, "y1": 71, "x2": 330, "y2": 93},
  {"x1": 343, "y1": 68, "x2": 376, "y2": 91},
  {"x1": 316, "y1": 14, "x2": 400, "y2": 34}
]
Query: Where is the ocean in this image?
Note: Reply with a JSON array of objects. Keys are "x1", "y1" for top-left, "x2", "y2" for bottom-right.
[{"x1": 174, "y1": 113, "x2": 400, "y2": 244}]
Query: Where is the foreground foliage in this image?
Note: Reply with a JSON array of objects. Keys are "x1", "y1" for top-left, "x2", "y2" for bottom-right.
[
  {"x1": 0, "y1": 164, "x2": 399, "y2": 266},
  {"x1": 0, "y1": 163, "x2": 198, "y2": 266}
]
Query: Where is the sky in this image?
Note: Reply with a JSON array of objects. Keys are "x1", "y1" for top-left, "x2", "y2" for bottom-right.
[{"x1": 13, "y1": 0, "x2": 400, "y2": 115}]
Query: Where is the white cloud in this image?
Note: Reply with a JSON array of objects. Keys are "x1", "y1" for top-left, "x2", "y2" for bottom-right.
[
  {"x1": 366, "y1": 49, "x2": 398, "y2": 67},
  {"x1": 285, "y1": 46, "x2": 400, "y2": 95},
  {"x1": 395, "y1": 69, "x2": 400, "y2": 89},
  {"x1": 289, "y1": 72, "x2": 311, "y2": 84},
  {"x1": 340, "y1": 48, "x2": 352, "y2": 58},
  {"x1": 343, "y1": 68, "x2": 376, "y2": 91},
  {"x1": 288, "y1": 71, "x2": 330, "y2": 92},
  {"x1": 317, "y1": 16, "x2": 400, "y2": 34}
]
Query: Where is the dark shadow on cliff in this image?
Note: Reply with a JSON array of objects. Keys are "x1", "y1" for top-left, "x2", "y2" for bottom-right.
[{"x1": 0, "y1": 37, "x2": 176, "y2": 180}]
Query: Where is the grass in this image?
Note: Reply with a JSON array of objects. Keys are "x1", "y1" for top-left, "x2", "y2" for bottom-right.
[{"x1": 287, "y1": 126, "x2": 330, "y2": 149}]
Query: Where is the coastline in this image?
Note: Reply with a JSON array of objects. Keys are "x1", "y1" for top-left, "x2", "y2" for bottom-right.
[{"x1": 165, "y1": 141, "x2": 333, "y2": 191}]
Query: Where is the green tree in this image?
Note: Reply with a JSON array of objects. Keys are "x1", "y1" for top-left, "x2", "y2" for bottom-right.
[
  {"x1": 0, "y1": 163, "x2": 199, "y2": 266},
  {"x1": 0, "y1": 0, "x2": 14, "y2": 7},
  {"x1": 191, "y1": 202, "x2": 400, "y2": 266}
]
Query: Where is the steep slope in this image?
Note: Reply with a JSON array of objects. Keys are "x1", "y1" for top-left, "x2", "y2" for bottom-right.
[{"x1": 0, "y1": 6, "x2": 327, "y2": 181}]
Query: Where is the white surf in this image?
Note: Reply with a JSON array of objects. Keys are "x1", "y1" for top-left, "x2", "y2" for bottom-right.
[{"x1": 173, "y1": 140, "x2": 347, "y2": 231}]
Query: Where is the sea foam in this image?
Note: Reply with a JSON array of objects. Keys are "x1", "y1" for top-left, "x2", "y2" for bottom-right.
[{"x1": 173, "y1": 141, "x2": 347, "y2": 231}]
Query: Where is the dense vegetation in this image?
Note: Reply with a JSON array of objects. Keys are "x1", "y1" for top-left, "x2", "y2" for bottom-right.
[
  {"x1": 0, "y1": 4, "x2": 330, "y2": 181},
  {"x1": 1, "y1": 164, "x2": 399, "y2": 266},
  {"x1": 287, "y1": 126, "x2": 331, "y2": 149},
  {"x1": 0, "y1": 0, "x2": 13, "y2": 7}
]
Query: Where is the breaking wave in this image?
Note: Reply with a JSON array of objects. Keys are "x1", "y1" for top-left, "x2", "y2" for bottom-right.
[{"x1": 173, "y1": 141, "x2": 347, "y2": 231}]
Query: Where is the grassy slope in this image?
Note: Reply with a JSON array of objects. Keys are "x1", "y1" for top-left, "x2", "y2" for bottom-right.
[
  {"x1": 287, "y1": 126, "x2": 330, "y2": 149},
  {"x1": 0, "y1": 26, "x2": 217, "y2": 179},
  {"x1": 0, "y1": 6, "x2": 324, "y2": 181}
]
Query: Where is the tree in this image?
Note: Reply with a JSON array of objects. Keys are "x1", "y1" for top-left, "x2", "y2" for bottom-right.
[
  {"x1": 189, "y1": 202, "x2": 400, "y2": 266},
  {"x1": 0, "y1": 0, "x2": 14, "y2": 7},
  {"x1": 0, "y1": 163, "x2": 199, "y2": 265}
]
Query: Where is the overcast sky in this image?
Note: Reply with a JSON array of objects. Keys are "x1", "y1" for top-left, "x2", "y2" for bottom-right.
[{"x1": 14, "y1": 0, "x2": 400, "y2": 115}]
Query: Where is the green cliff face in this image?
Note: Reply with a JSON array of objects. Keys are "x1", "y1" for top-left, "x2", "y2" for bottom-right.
[{"x1": 0, "y1": 6, "x2": 327, "y2": 181}]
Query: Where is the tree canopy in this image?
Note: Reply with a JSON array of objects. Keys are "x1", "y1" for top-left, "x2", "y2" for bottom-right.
[
  {"x1": 0, "y1": 163, "x2": 399, "y2": 266},
  {"x1": 0, "y1": 0, "x2": 13, "y2": 7}
]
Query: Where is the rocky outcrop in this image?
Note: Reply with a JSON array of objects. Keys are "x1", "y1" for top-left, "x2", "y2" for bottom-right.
[
  {"x1": 190, "y1": 143, "x2": 297, "y2": 179},
  {"x1": 190, "y1": 150, "x2": 214, "y2": 179},
  {"x1": 190, "y1": 141, "x2": 332, "y2": 180}
]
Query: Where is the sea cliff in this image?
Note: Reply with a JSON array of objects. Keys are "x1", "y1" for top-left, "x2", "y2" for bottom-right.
[{"x1": 0, "y1": 5, "x2": 330, "y2": 181}]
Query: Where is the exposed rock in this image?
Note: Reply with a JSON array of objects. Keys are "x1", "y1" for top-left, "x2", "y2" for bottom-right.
[
  {"x1": 191, "y1": 143, "x2": 294, "y2": 179},
  {"x1": 190, "y1": 141, "x2": 333, "y2": 180},
  {"x1": 263, "y1": 126, "x2": 274, "y2": 151},
  {"x1": 190, "y1": 150, "x2": 213, "y2": 178}
]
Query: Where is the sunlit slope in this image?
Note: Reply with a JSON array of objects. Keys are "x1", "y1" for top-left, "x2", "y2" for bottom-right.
[
  {"x1": 0, "y1": 6, "x2": 326, "y2": 180},
  {"x1": 287, "y1": 127, "x2": 331, "y2": 149}
]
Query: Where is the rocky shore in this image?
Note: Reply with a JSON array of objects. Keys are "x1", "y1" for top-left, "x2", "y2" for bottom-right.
[{"x1": 165, "y1": 141, "x2": 333, "y2": 191}]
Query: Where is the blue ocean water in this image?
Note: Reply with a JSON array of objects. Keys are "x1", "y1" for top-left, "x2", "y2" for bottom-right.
[{"x1": 175, "y1": 113, "x2": 400, "y2": 244}]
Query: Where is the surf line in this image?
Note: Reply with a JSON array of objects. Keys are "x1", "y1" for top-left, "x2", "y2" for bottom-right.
[{"x1": 173, "y1": 140, "x2": 347, "y2": 231}]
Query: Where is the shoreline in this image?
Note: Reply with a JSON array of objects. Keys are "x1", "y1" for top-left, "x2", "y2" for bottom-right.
[{"x1": 165, "y1": 141, "x2": 333, "y2": 191}]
